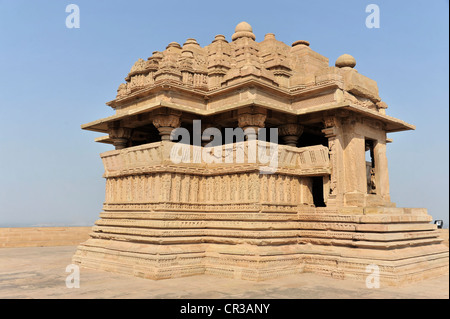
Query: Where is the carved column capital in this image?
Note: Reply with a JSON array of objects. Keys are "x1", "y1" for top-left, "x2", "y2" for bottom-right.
[
  {"x1": 108, "y1": 126, "x2": 132, "y2": 150},
  {"x1": 237, "y1": 113, "x2": 266, "y2": 128},
  {"x1": 152, "y1": 114, "x2": 181, "y2": 129},
  {"x1": 279, "y1": 123, "x2": 303, "y2": 147},
  {"x1": 323, "y1": 115, "x2": 338, "y2": 128},
  {"x1": 322, "y1": 115, "x2": 340, "y2": 138},
  {"x1": 237, "y1": 108, "x2": 267, "y2": 139},
  {"x1": 152, "y1": 110, "x2": 182, "y2": 141}
]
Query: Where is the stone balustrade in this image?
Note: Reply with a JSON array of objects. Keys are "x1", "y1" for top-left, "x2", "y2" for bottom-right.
[{"x1": 101, "y1": 141, "x2": 330, "y2": 177}]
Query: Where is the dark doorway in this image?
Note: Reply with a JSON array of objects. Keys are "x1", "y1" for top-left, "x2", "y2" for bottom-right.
[{"x1": 312, "y1": 176, "x2": 326, "y2": 207}]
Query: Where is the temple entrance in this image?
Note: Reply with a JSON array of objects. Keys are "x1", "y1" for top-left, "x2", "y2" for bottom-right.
[{"x1": 312, "y1": 176, "x2": 326, "y2": 207}]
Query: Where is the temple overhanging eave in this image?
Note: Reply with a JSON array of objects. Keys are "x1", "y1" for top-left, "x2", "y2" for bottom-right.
[{"x1": 82, "y1": 99, "x2": 414, "y2": 136}]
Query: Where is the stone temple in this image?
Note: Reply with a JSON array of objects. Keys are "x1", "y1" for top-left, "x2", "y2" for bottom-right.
[{"x1": 73, "y1": 22, "x2": 449, "y2": 284}]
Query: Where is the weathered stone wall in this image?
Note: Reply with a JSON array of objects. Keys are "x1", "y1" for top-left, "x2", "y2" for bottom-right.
[{"x1": 0, "y1": 227, "x2": 92, "y2": 248}]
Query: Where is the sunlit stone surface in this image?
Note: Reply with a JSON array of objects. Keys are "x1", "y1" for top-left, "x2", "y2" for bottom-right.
[{"x1": 73, "y1": 22, "x2": 448, "y2": 285}]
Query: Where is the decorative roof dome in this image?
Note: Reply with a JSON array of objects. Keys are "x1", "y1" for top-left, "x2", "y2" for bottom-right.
[
  {"x1": 335, "y1": 54, "x2": 356, "y2": 68},
  {"x1": 235, "y1": 21, "x2": 252, "y2": 32},
  {"x1": 232, "y1": 21, "x2": 255, "y2": 41}
]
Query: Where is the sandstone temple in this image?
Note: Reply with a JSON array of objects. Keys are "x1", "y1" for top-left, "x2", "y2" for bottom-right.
[{"x1": 73, "y1": 22, "x2": 449, "y2": 285}]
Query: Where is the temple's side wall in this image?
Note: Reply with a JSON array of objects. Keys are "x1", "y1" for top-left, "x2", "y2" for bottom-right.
[
  {"x1": 104, "y1": 172, "x2": 314, "y2": 208},
  {"x1": 100, "y1": 141, "x2": 330, "y2": 210}
]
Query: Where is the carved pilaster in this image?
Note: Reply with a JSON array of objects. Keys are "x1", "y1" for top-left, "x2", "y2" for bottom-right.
[
  {"x1": 327, "y1": 140, "x2": 337, "y2": 194},
  {"x1": 321, "y1": 115, "x2": 343, "y2": 206},
  {"x1": 323, "y1": 115, "x2": 339, "y2": 130}
]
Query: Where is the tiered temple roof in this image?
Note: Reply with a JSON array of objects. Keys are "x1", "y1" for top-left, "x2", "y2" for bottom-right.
[{"x1": 82, "y1": 21, "x2": 414, "y2": 144}]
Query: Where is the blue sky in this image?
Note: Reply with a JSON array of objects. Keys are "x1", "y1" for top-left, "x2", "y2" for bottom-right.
[{"x1": 0, "y1": 0, "x2": 448, "y2": 227}]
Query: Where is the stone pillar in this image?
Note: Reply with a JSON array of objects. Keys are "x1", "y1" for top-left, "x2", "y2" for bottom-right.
[
  {"x1": 152, "y1": 109, "x2": 182, "y2": 141},
  {"x1": 374, "y1": 139, "x2": 391, "y2": 203},
  {"x1": 331, "y1": 114, "x2": 377, "y2": 207},
  {"x1": 343, "y1": 131, "x2": 367, "y2": 206},
  {"x1": 279, "y1": 123, "x2": 303, "y2": 147},
  {"x1": 237, "y1": 107, "x2": 267, "y2": 140},
  {"x1": 108, "y1": 125, "x2": 132, "y2": 150}
]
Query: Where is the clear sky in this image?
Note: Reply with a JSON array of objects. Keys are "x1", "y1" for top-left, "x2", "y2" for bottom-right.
[{"x1": 0, "y1": 0, "x2": 448, "y2": 227}]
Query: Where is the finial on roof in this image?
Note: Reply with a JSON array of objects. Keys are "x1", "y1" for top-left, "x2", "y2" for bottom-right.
[
  {"x1": 183, "y1": 38, "x2": 200, "y2": 46},
  {"x1": 264, "y1": 33, "x2": 276, "y2": 40},
  {"x1": 166, "y1": 42, "x2": 182, "y2": 50},
  {"x1": 232, "y1": 21, "x2": 255, "y2": 41},
  {"x1": 292, "y1": 40, "x2": 310, "y2": 47},
  {"x1": 212, "y1": 34, "x2": 228, "y2": 43},
  {"x1": 335, "y1": 54, "x2": 356, "y2": 68},
  {"x1": 150, "y1": 51, "x2": 163, "y2": 60}
]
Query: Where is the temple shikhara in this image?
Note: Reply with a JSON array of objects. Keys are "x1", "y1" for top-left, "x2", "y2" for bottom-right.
[{"x1": 73, "y1": 22, "x2": 448, "y2": 284}]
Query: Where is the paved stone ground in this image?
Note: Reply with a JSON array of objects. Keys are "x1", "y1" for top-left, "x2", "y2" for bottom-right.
[{"x1": 0, "y1": 246, "x2": 448, "y2": 299}]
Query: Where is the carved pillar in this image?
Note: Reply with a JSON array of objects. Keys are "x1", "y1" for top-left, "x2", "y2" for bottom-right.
[
  {"x1": 279, "y1": 123, "x2": 303, "y2": 147},
  {"x1": 374, "y1": 139, "x2": 391, "y2": 203},
  {"x1": 108, "y1": 124, "x2": 132, "y2": 150},
  {"x1": 237, "y1": 107, "x2": 267, "y2": 140},
  {"x1": 322, "y1": 115, "x2": 344, "y2": 207},
  {"x1": 152, "y1": 109, "x2": 182, "y2": 141},
  {"x1": 344, "y1": 132, "x2": 367, "y2": 196},
  {"x1": 340, "y1": 115, "x2": 367, "y2": 206}
]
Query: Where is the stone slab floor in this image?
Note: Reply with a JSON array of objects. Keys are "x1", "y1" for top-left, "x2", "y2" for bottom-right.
[{"x1": 0, "y1": 246, "x2": 448, "y2": 299}]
